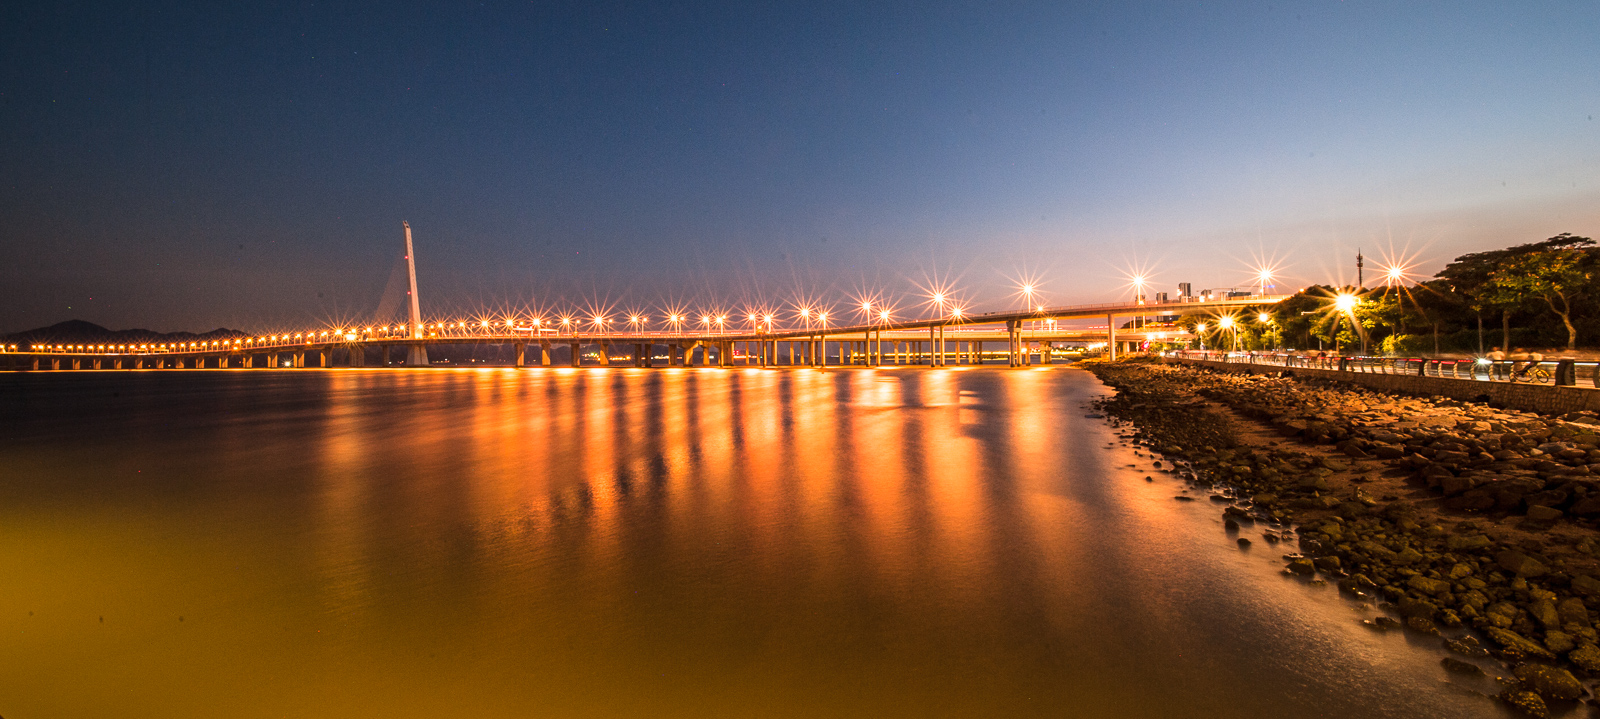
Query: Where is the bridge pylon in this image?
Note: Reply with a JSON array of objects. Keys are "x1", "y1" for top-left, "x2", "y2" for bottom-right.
[{"x1": 403, "y1": 221, "x2": 430, "y2": 368}]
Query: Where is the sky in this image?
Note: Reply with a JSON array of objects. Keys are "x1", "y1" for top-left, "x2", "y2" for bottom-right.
[{"x1": 2, "y1": 1, "x2": 1598, "y2": 333}]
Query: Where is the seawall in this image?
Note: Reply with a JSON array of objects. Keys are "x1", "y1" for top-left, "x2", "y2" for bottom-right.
[{"x1": 1164, "y1": 357, "x2": 1600, "y2": 416}]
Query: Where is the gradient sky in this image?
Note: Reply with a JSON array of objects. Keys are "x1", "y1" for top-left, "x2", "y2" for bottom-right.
[{"x1": 2, "y1": 1, "x2": 1597, "y2": 332}]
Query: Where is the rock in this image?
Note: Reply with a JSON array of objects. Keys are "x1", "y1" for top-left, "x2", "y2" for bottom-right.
[
  {"x1": 1513, "y1": 663, "x2": 1584, "y2": 701},
  {"x1": 1393, "y1": 547, "x2": 1424, "y2": 565},
  {"x1": 1405, "y1": 616, "x2": 1440, "y2": 635},
  {"x1": 1498, "y1": 688, "x2": 1548, "y2": 718},
  {"x1": 1557, "y1": 597, "x2": 1590, "y2": 628},
  {"x1": 1530, "y1": 600, "x2": 1561, "y2": 630},
  {"x1": 1288, "y1": 558, "x2": 1316, "y2": 575},
  {"x1": 1237, "y1": 537, "x2": 1252, "y2": 547},
  {"x1": 1313, "y1": 556, "x2": 1342, "y2": 572},
  {"x1": 1485, "y1": 627, "x2": 1558, "y2": 661},
  {"x1": 1374, "y1": 616, "x2": 1402, "y2": 630},
  {"x1": 1356, "y1": 540, "x2": 1397, "y2": 561},
  {"x1": 1568, "y1": 643, "x2": 1600, "y2": 672},
  {"x1": 1498, "y1": 550, "x2": 1549, "y2": 578},
  {"x1": 1407, "y1": 575, "x2": 1451, "y2": 596},
  {"x1": 1446, "y1": 636, "x2": 1490, "y2": 658},
  {"x1": 1441, "y1": 657, "x2": 1483, "y2": 675},
  {"x1": 1173, "y1": 496, "x2": 1195, "y2": 502},
  {"x1": 1569, "y1": 496, "x2": 1600, "y2": 516},
  {"x1": 1225, "y1": 518, "x2": 1240, "y2": 531},
  {"x1": 1447, "y1": 534, "x2": 1493, "y2": 551},
  {"x1": 1526, "y1": 505, "x2": 1563, "y2": 522},
  {"x1": 1544, "y1": 631, "x2": 1575, "y2": 654},
  {"x1": 1572, "y1": 574, "x2": 1600, "y2": 597},
  {"x1": 1397, "y1": 597, "x2": 1438, "y2": 620}
]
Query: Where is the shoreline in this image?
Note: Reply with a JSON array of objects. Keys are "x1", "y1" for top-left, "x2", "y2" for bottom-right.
[{"x1": 1084, "y1": 358, "x2": 1600, "y2": 718}]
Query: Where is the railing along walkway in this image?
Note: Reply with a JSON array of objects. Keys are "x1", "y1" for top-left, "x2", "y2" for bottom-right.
[{"x1": 1168, "y1": 350, "x2": 1600, "y2": 389}]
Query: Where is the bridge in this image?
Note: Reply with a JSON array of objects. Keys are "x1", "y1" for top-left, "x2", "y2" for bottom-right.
[{"x1": 3, "y1": 223, "x2": 1287, "y2": 371}]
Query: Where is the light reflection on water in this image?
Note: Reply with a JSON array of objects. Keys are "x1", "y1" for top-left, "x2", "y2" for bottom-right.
[{"x1": 0, "y1": 368, "x2": 1511, "y2": 718}]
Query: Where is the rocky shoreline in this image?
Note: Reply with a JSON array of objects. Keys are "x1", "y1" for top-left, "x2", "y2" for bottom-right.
[{"x1": 1084, "y1": 357, "x2": 1600, "y2": 718}]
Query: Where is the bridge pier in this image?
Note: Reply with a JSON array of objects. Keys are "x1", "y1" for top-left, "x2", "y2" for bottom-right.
[
  {"x1": 570, "y1": 342, "x2": 581, "y2": 367},
  {"x1": 1107, "y1": 313, "x2": 1117, "y2": 361},
  {"x1": 539, "y1": 340, "x2": 552, "y2": 366},
  {"x1": 597, "y1": 341, "x2": 611, "y2": 367}
]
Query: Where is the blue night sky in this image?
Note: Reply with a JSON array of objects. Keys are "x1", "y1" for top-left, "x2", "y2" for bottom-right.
[{"x1": 2, "y1": 1, "x2": 1597, "y2": 332}]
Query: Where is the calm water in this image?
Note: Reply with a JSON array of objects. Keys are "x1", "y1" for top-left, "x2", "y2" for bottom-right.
[{"x1": 0, "y1": 367, "x2": 1510, "y2": 718}]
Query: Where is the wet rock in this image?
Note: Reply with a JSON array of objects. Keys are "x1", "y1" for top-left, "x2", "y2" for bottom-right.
[
  {"x1": 1405, "y1": 616, "x2": 1440, "y2": 635},
  {"x1": 1237, "y1": 537, "x2": 1252, "y2": 547},
  {"x1": 1485, "y1": 627, "x2": 1558, "y2": 661},
  {"x1": 1173, "y1": 496, "x2": 1195, "y2": 502},
  {"x1": 1442, "y1": 657, "x2": 1483, "y2": 675},
  {"x1": 1512, "y1": 663, "x2": 1584, "y2": 701},
  {"x1": 1544, "y1": 631, "x2": 1575, "y2": 654},
  {"x1": 1446, "y1": 636, "x2": 1490, "y2": 658},
  {"x1": 1374, "y1": 616, "x2": 1403, "y2": 630},
  {"x1": 1498, "y1": 688, "x2": 1548, "y2": 718},
  {"x1": 1313, "y1": 556, "x2": 1342, "y2": 572},
  {"x1": 1568, "y1": 643, "x2": 1600, "y2": 672},
  {"x1": 1288, "y1": 558, "x2": 1316, "y2": 575}
]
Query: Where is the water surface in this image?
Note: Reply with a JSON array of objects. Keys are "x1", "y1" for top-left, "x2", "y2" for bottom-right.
[{"x1": 0, "y1": 368, "x2": 1508, "y2": 717}]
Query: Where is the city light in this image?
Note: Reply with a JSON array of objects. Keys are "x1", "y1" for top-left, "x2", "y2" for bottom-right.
[{"x1": 1334, "y1": 293, "x2": 1357, "y2": 312}]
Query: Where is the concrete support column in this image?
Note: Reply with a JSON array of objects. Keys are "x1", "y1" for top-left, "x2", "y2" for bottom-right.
[
  {"x1": 1041, "y1": 341, "x2": 1053, "y2": 365},
  {"x1": 349, "y1": 345, "x2": 364, "y2": 367},
  {"x1": 1107, "y1": 313, "x2": 1117, "y2": 361},
  {"x1": 514, "y1": 343, "x2": 526, "y2": 368},
  {"x1": 570, "y1": 342, "x2": 582, "y2": 367},
  {"x1": 539, "y1": 341, "x2": 553, "y2": 366},
  {"x1": 294, "y1": 352, "x2": 305, "y2": 368},
  {"x1": 268, "y1": 353, "x2": 279, "y2": 369},
  {"x1": 597, "y1": 341, "x2": 611, "y2": 366}
]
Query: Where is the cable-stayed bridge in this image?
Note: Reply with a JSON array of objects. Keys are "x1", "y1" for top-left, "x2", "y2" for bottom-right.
[{"x1": 3, "y1": 223, "x2": 1285, "y2": 370}]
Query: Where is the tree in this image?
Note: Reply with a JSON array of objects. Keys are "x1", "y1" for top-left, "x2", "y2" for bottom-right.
[
  {"x1": 1485, "y1": 234, "x2": 1595, "y2": 350},
  {"x1": 1437, "y1": 233, "x2": 1595, "y2": 349}
]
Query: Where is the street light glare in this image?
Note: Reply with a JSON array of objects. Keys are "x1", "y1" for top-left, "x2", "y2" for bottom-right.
[
  {"x1": 1257, "y1": 312, "x2": 1271, "y2": 323},
  {"x1": 1334, "y1": 293, "x2": 1357, "y2": 312}
]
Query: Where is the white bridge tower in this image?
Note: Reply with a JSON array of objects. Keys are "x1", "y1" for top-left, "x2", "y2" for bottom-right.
[{"x1": 404, "y1": 221, "x2": 429, "y2": 367}]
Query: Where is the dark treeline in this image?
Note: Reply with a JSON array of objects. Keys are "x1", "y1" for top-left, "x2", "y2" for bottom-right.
[{"x1": 1181, "y1": 234, "x2": 1598, "y2": 356}]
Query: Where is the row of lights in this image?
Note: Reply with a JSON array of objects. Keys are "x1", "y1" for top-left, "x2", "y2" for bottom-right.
[{"x1": 14, "y1": 276, "x2": 1371, "y2": 354}]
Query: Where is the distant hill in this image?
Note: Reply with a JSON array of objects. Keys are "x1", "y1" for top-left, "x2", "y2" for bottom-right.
[{"x1": 2, "y1": 320, "x2": 248, "y2": 350}]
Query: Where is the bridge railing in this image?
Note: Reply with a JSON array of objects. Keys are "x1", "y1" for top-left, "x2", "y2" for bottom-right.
[{"x1": 1165, "y1": 349, "x2": 1600, "y2": 388}]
